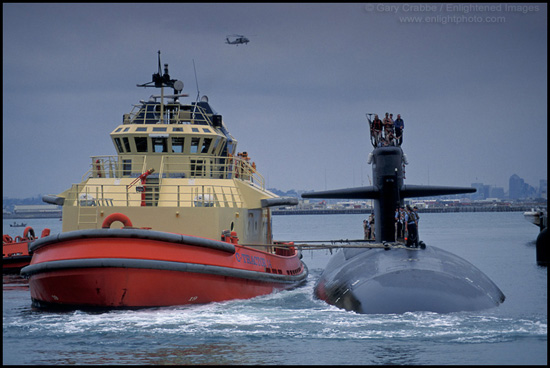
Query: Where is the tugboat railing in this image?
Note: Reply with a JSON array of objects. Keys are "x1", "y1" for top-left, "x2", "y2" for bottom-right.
[
  {"x1": 72, "y1": 154, "x2": 267, "y2": 208},
  {"x1": 66, "y1": 182, "x2": 246, "y2": 208},
  {"x1": 123, "y1": 102, "x2": 214, "y2": 126},
  {"x1": 84, "y1": 155, "x2": 265, "y2": 189}
]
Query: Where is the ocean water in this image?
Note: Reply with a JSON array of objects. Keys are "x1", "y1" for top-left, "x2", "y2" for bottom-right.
[{"x1": 3, "y1": 212, "x2": 547, "y2": 365}]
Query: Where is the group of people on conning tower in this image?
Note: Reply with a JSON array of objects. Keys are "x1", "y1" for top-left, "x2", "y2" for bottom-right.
[{"x1": 370, "y1": 112, "x2": 404, "y2": 147}]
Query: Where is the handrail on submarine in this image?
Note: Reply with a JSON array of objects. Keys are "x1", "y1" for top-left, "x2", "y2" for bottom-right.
[{"x1": 243, "y1": 240, "x2": 422, "y2": 250}]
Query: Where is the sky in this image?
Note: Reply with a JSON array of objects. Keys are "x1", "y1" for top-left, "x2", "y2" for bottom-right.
[{"x1": 3, "y1": 3, "x2": 547, "y2": 199}]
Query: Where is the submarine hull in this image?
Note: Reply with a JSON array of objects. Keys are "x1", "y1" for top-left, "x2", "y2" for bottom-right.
[{"x1": 314, "y1": 246, "x2": 505, "y2": 314}]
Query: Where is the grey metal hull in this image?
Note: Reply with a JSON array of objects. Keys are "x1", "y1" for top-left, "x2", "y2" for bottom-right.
[{"x1": 314, "y1": 246, "x2": 505, "y2": 314}]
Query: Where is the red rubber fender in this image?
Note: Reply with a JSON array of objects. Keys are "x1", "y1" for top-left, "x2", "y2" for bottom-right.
[
  {"x1": 23, "y1": 226, "x2": 36, "y2": 240},
  {"x1": 102, "y1": 213, "x2": 133, "y2": 229}
]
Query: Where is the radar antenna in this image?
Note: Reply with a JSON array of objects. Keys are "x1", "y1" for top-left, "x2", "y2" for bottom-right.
[
  {"x1": 136, "y1": 51, "x2": 186, "y2": 123},
  {"x1": 137, "y1": 50, "x2": 183, "y2": 95}
]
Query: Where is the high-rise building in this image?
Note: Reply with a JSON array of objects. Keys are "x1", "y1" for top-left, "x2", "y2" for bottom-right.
[
  {"x1": 509, "y1": 174, "x2": 523, "y2": 199},
  {"x1": 509, "y1": 174, "x2": 538, "y2": 199}
]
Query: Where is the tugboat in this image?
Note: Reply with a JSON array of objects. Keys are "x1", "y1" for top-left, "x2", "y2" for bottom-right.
[
  {"x1": 3, "y1": 227, "x2": 50, "y2": 274},
  {"x1": 302, "y1": 114, "x2": 505, "y2": 314},
  {"x1": 21, "y1": 52, "x2": 307, "y2": 309}
]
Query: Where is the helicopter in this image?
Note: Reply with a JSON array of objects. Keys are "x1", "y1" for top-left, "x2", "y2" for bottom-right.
[{"x1": 225, "y1": 34, "x2": 250, "y2": 45}]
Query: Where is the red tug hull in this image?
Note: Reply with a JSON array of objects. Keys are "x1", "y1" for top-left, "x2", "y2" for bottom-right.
[
  {"x1": 21, "y1": 229, "x2": 307, "y2": 309},
  {"x1": 3, "y1": 227, "x2": 50, "y2": 274}
]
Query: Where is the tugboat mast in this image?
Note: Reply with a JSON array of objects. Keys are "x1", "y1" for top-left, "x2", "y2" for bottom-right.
[{"x1": 137, "y1": 51, "x2": 185, "y2": 123}]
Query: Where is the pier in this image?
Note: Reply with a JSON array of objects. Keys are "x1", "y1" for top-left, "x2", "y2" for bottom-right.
[{"x1": 272, "y1": 204, "x2": 540, "y2": 215}]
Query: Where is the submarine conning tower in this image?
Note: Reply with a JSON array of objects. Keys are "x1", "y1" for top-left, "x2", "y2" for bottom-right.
[
  {"x1": 302, "y1": 113, "x2": 476, "y2": 244},
  {"x1": 370, "y1": 146, "x2": 405, "y2": 242}
]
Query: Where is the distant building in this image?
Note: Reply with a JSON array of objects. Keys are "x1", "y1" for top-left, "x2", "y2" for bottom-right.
[
  {"x1": 471, "y1": 183, "x2": 485, "y2": 200},
  {"x1": 509, "y1": 174, "x2": 537, "y2": 199},
  {"x1": 540, "y1": 179, "x2": 547, "y2": 199},
  {"x1": 490, "y1": 187, "x2": 505, "y2": 199},
  {"x1": 509, "y1": 174, "x2": 523, "y2": 199}
]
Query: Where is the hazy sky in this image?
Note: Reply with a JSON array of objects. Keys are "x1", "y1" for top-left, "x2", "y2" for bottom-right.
[{"x1": 3, "y1": 3, "x2": 547, "y2": 199}]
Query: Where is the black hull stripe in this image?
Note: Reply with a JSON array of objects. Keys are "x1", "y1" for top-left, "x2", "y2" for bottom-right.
[
  {"x1": 29, "y1": 229, "x2": 236, "y2": 254},
  {"x1": 21, "y1": 258, "x2": 308, "y2": 284},
  {"x1": 3, "y1": 255, "x2": 32, "y2": 262}
]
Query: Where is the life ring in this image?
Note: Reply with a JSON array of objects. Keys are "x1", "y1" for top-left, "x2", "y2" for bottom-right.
[
  {"x1": 3, "y1": 234, "x2": 13, "y2": 244},
  {"x1": 102, "y1": 213, "x2": 133, "y2": 229},
  {"x1": 23, "y1": 226, "x2": 36, "y2": 240}
]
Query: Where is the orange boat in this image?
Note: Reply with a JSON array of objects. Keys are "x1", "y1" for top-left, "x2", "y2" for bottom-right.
[
  {"x1": 21, "y1": 53, "x2": 307, "y2": 309},
  {"x1": 3, "y1": 227, "x2": 50, "y2": 274}
]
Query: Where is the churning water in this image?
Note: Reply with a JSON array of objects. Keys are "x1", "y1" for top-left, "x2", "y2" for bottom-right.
[{"x1": 3, "y1": 212, "x2": 547, "y2": 365}]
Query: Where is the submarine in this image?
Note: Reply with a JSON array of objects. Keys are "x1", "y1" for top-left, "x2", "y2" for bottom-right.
[{"x1": 302, "y1": 114, "x2": 505, "y2": 314}]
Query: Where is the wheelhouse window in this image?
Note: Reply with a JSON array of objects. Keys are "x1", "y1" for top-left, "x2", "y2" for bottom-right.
[
  {"x1": 153, "y1": 137, "x2": 168, "y2": 153},
  {"x1": 114, "y1": 138, "x2": 124, "y2": 153},
  {"x1": 171, "y1": 137, "x2": 185, "y2": 153},
  {"x1": 135, "y1": 137, "x2": 148, "y2": 152},
  {"x1": 212, "y1": 137, "x2": 221, "y2": 154},
  {"x1": 123, "y1": 137, "x2": 131, "y2": 152},
  {"x1": 190, "y1": 137, "x2": 200, "y2": 154},
  {"x1": 201, "y1": 138, "x2": 212, "y2": 153}
]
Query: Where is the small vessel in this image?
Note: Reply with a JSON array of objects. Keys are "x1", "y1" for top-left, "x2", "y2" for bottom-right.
[
  {"x1": 9, "y1": 222, "x2": 27, "y2": 227},
  {"x1": 3, "y1": 227, "x2": 49, "y2": 274},
  {"x1": 524, "y1": 208, "x2": 546, "y2": 227},
  {"x1": 21, "y1": 52, "x2": 307, "y2": 309}
]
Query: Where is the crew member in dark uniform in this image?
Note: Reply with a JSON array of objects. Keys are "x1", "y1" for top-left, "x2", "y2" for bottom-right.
[
  {"x1": 394, "y1": 114, "x2": 404, "y2": 145},
  {"x1": 395, "y1": 206, "x2": 405, "y2": 242},
  {"x1": 406, "y1": 205, "x2": 418, "y2": 247}
]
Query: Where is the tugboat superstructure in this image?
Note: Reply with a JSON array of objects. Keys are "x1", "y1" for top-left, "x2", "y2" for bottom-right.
[
  {"x1": 47, "y1": 56, "x2": 277, "y2": 244},
  {"x1": 22, "y1": 53, "x2": 307, "y2": 309}
]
